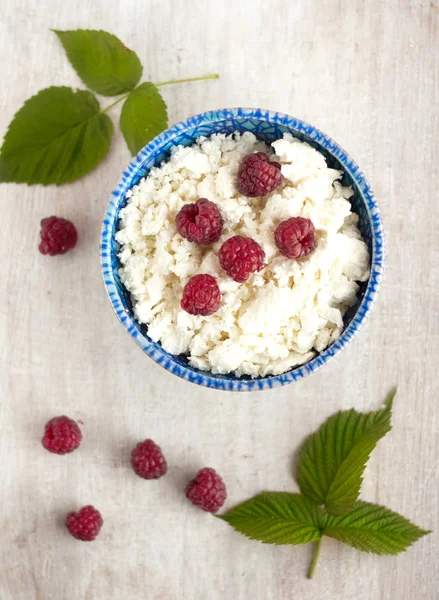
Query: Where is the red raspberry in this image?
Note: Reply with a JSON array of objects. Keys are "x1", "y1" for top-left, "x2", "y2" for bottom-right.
[
  {"x1": 181, "y1": 274, "x2": 221, "y2": 316},
  {"x1": 176, "y1": 198, "x2": 223, "y2": 244},
  {"x1": 218, "y1": 236, "x2": 265, "y2": 282},
  {"x1": 42, "y1": 416, "x2": 82, "y2": 455},
  {"x1": 131, "y1": 439, "x2": 167, "y2": 479},
  {"x1": 65, "y1": 505, "x2": 103, "y2": 541},
  {"x1": 237, "y1": 152, "x2": 283, "y2": 197},
  {"x1": 185, "y1": 467, "x2": 227, "y2": 513},
  {"x1": 274, "y1": 217, "x2": 316, "y2": 259},
  {"x1": 39, "y1": 216, "x2": 78, "y2": 255}
]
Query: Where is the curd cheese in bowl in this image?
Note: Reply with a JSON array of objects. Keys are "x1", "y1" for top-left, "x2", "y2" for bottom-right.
[
  {"x1": 101, "y1": 109, "x2": 383, "y2": 391},
  {"x1": 115, "y1": 131, "x2": 370, "y2": 378}
]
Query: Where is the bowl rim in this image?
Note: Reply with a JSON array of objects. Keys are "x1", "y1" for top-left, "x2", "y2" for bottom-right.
[{"x1": 100, "y1": 107, "x2": 384, "y2": 392}]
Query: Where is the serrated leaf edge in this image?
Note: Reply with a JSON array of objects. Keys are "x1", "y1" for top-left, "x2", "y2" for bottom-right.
[
  {"x1": 0, "y1": 86, "x2": 113, "y2": 186},
  {"x1": 322, "y1": 500, "x2": 430, "y2": 555},
  {"x1": 52, "y1": 29, "x2": 143, "y2": 97},
  {"x1": 217, "y1": 492, "x2": 323, "y2": 546},
  {"x1": 119, "y1": 82, "x2": 168, "y2": 155},
  {"x1": 325, "y1": 390, "x2": 396, "y2": 516},
  {"x1": 296, "y1": 389, "x2": 396, "y2": 517}
]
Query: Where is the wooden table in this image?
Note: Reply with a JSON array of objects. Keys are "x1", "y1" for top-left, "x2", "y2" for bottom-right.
[{"x1": 1, "y1": 1, "x2": 438, "y2": 598}]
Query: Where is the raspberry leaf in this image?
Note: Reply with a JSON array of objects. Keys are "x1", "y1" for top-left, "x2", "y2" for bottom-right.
[
  {"x1": 322, "y1": 501, "x2": 431, "y2": 555},
  {"x1": 0, "y1": 87, "x2": 113, "y2": 185},
  {"x1": 218, "y1": 492, "x2": 322, "y2": 545},
  {"x1": 296, "y1": 389, "x2": 396, "y2": 517},
  {"x1": 120, "y1": 83, "x2": 168, "y2": 155},
  {"x1": 53, "y1": 29, "x2": 143, "y2": 96}
]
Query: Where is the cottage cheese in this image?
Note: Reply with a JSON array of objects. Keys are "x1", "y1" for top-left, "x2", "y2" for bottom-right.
[{"x1": 116, "y1": 132, "x2": 370, "y2": 377}]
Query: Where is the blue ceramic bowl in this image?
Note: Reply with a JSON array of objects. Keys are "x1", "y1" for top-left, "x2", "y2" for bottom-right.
[{"x1": 101, "y1": 108, "x2": 383, "y2": 391}]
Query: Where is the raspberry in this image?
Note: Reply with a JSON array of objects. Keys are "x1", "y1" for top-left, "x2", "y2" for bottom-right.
[
  {"x1": 185, "y1": 468, "x2": 227, "y2": 513},
  {"x1": 237, "y1": 152, "x2": 283, "y2": 197},
  {"x1": 218, "y1": 236, "x2": 265, "y2": 282},
  {"x1": 181, "y1": 274, "x2": 221, "y2": 316},
  {"x1": 39, "y1": 216, "x2": 78, "y2": 255},
  {"x1": 131, "y1": 439, "x2": 167, "y2": 479},
  {"x1": 65, "y1": 505, "x2": 103, "y2": 541},
  {"x1": 176, "y1": 198, "x2": 223, "y2": 244},
  {"x1": 274, "y1": 217, "x2": 316, "y2": 259},
  {"x1": 42, "y1": 416, "x2": 82, "y2": 455}
]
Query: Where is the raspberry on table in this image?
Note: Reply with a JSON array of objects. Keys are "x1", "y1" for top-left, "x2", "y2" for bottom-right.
[
  {"x1": 176, "y1": 198, "x2": 223, "y2": 244},
  {"x1": 274, "y1": 217, "x2": 316, "y2": 259},
  {"x1": 41, "y1": 416, "x2": 82, "y2": 455},
  {"x1": 185, "y1": 467, "x2": 227, "y2": 513},
  {"x1": 38, "y1": 216, "x2": 78, "y2": 256},
  {"x1": 237, "y1": 152, "x2": 283, "y2": 197},
  {"x1": 131, "y1": 439, "x2": 167, "y2": 480},
  {"x1": 65, "y1": 505, "x2": 103, "y2": 541},
  {"x1": 181, "y1": 274, "x2": 221, "y2": 316},
  {"x1": 218, "y1": 235, "x2": 265, "y2": 283}
]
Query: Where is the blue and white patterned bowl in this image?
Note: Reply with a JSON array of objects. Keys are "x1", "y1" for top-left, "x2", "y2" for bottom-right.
[{"x1": 101, "y1": 108, "x2": 383, "y2": 392}]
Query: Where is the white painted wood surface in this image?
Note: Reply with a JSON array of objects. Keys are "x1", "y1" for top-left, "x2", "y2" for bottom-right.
[{"x1": 1, "y1": 1, "x2": 438, "y2": 598}]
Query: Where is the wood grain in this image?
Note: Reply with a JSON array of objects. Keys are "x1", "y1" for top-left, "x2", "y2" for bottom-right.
[{"x1": 0, "y1": 0, "x2": 438, "y2": 598}]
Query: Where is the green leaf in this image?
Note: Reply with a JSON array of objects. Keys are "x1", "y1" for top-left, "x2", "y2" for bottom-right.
[
  {"x1": 218, "y1": 492, "x2": 322, "y2": 546},
  {"x1": 120, "y1": 83, "x2": 168, "y2": 155},
  {"x1": 296, "y1": 389, "x2": 396, "y2": 517},
  {"x1": 0, "y1": 86, "x2": 113, "y2": 185},
  {"x1": 323, "y1": 500, "x2": 431, "y2": 554},
  {"x1": 53, "y1": 29, "x2": 142, "y2": 96}
]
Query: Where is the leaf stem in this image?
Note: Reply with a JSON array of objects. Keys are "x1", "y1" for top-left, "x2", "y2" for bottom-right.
[
  {"x1": 307, "y1": 538, "x2": 322, "y2": 579},
  {"x1": 100, "y1": 93, "x2": 130, "y2": 114},
  {"x1": 99, "y1": 73, "x2": 219, "y2": 114},
  {"x1": 156, "y1": 73, "x2": 219, "y2": 87}
]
